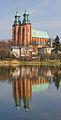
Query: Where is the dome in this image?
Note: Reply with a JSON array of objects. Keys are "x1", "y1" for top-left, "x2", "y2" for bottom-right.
[
  {"x1": 24, "y1": 10, "x2": 29, "y2": 15},
  {"x1": 14, "y1": 11, "x2": 21, "y2": 25},
  {"x1": 22, "y1": 10, "x2": 30, "y2": 24},
  {"x1": 25, "y1": 108, "x2": 29, "y2": 112},
  {"x1": 15, "y1": 11, "x2": 20, "y2": 17},
  {"x1": 16, "y1": 106, "x2": 20, "y2": 110}
]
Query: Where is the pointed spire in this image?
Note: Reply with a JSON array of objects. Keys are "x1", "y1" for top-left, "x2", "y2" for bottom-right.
[
  {"x1": 15, "y1": 97, "x2": 21, "y2": 110},
  {"x1": 22, "y1": 10, "x2": 30, "y2": 24},
  {"x1": 14, "y1": 10, "x2": 21, "y2": 25},
  {"x1": 23, "y1": 98, "x2": 30, "y2": 112}
]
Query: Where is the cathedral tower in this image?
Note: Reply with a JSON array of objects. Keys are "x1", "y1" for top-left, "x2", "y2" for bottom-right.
[
  {"x1": 20, "y1": 10, "x2": 32, "y2": 46},
  {"x1": 12, "y1": 9, "x2": 50, "y2": 47},
  {"x1": 12, "y1": 11, "x2": 21, "y2": 46}
]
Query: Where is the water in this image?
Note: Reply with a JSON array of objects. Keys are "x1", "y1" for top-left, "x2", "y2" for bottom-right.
[{"x1": 0, "y1": 65, "x2": 61, "y2": 120}]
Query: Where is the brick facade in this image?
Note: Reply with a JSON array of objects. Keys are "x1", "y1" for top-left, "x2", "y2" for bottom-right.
[
  {"x1": 12, "y1": 10, "x2": 50, "y2": 47},
  {"x1": 12, "y1": 24, "x2": 32, "y2": 46},
  {"x1": 12, "y1": 24, "x2": 50, "y2": 46}
]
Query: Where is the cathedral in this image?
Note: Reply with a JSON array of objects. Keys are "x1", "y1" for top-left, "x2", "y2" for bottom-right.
[{"x1": 12, "y1": 10, "x2": 50, "y2": 46}]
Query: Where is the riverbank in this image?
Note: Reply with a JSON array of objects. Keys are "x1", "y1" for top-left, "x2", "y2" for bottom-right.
[{"x1": 0, "y1": 60, "x2": 61, "y2": 66}]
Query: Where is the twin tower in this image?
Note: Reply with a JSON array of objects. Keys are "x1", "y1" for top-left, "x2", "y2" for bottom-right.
[
  {"x1": 12, "y1": 10, "x2": 50, "y2": 47},
  {"x1": 12, "y1": 10, "x2": 32, "y2": 46}
]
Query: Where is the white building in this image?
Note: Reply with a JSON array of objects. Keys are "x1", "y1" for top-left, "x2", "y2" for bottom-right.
[
  {"x1": 10, "y1": 46, "x2": 20, "y2": 58},
  {"x1": 44, "y1": 47, "x2": 54, "y2": 55}
]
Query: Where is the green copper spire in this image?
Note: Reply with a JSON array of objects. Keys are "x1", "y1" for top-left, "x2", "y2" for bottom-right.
[
  {"x1": 15, "y1": 97, "x2": 21, "y2": 110},
  {"x1": 22, "y1": 10, "x2": 30, "y2": 24},
  {"x1": 23, "y1": 98, "x2": 30, "y2": 112},
  {"x1": 14, "y1": 11, "x2": 21, "y2": 25}
]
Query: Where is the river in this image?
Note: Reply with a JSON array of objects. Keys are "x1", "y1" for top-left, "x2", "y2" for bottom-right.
[{"x1": 0, "y1": 65, "x2": 61, "y2": 120}]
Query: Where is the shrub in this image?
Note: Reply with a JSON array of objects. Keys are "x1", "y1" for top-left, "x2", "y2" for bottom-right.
[
  {"x1": 40, "y1": 55, "x2": 44, "y2": 61},
  {"x1": 11, "y1": 54, "x2": 16, "y2": 59}
]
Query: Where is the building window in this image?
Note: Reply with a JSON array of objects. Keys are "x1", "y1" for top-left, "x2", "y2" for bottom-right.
[{"x1": 23, "y1": 28, "x2": 24, "y2": 33}]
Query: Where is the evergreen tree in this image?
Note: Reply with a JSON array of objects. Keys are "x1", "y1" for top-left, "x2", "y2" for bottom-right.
[
  {"x1": 53, "y1": 72, "x2": 60, "y2": 89},
  {"x1": 52, "y1": 36, "x2": 60, "y2": 53}
]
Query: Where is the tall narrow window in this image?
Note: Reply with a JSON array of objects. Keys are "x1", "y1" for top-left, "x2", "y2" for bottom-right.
[{"x1": 22, "y1": 28, "x2": 24, "y2": 46}]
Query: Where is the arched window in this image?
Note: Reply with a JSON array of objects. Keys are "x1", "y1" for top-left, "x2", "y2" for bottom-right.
[{"x1": 23, "y1": 28, "x2": 24, "y2": 33}]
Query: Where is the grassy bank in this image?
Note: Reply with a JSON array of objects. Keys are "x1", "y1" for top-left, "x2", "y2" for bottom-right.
[
  {"x1": 20, "y1": 60, "x2": 61, "y2": 66},
  {"x1": 0, "y1": 60, "x2": 20, "y2": 66},
  {"x1": 0, "y1": 60, "x2": 61, "y2": 66}
]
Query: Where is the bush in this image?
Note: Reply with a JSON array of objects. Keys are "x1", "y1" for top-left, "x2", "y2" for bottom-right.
[
  {"x1": 11, "y1": 54, "x2": 16, "y2": 59},
  {"x1": 40, "y1": 55, "x2": 44, "y2": 61}
]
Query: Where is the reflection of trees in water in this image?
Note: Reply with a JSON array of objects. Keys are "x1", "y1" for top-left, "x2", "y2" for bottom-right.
[
  {"x1": 0, "y1": 65, "x2": 61, "y2": 88},
  {"x1": 53, "y1": 72, "x2": 61, "y2": 89},
  {"x1": 0, "y1": 66, "x2": 61, "y2": 111},
  {"x1": 0, "y1": 67, "x2": 10, "y2": 82},
  {"x1": 50, "y1": 66, "x2": 61, "y2": 89}
]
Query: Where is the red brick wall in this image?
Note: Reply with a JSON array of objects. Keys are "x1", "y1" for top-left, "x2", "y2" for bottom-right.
[
  {"x1": 12, "y1": 25, "x2": 20, "y2": 46},
  {"x1": 32, "y1": 37, "x2": 50, "y2": 44},
  {"x1": 20, "y1": 24, "x2": 32, "y2": 46},
  {"x1": 12, "y1": 24, "x2": 50, "y2": 46}
]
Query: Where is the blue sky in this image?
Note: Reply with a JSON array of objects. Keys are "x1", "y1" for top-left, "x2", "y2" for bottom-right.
[{"x1": 0, "y1": 0, "x2": 61, "y2": 41}]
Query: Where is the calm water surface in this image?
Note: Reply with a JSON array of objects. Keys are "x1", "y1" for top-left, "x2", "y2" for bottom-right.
[{"x1": 0, "y1": 65, "x2": 61, "y2": 120}]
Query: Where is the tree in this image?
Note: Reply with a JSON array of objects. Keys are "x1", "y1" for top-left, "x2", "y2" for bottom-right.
[
  {"x1": 0, "y1": 41, "x2": 10, "y2": 60},
  {"x1": 53, "y1": 72, "x2": 61, "y2": 89},
  {"x1": 52, "y1": 36, "x2": 60, "y2": 53}
]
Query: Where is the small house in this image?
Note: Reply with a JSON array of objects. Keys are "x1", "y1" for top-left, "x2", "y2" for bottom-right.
[{"x1": 10, "y1": 46, "x2": 20, "y2": 58}]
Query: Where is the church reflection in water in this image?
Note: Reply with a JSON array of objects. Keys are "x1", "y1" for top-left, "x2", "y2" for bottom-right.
[
  {"x1": 0, "y1": 66, "x2": 61, "y2": 111},
  {"x1": 10, "y1": 66, "x2": 51, "y2": 111}
]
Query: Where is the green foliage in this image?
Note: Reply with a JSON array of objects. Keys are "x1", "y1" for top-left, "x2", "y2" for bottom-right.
[
  {"x1": 40, "y1": 55, "x2": 44, "y2": 61},
  {"x1": 0, "y1": 41, "x2": 10, "y2": 60},
  {"x1": 52, "y1": 35, "x2": 60, "y2": 53},
  {"x1": 6, "y1": 51, "x2": 10, "y2": 58},
  {"x1": 11, "y1": 54, "x2": 16, "y2": 59},
  {"x1": 53, "y1": 72, "x2": 61, "y2": 89},
  {"x1": 0, "y1": 49, "x2": 9, "y2": 60}
]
